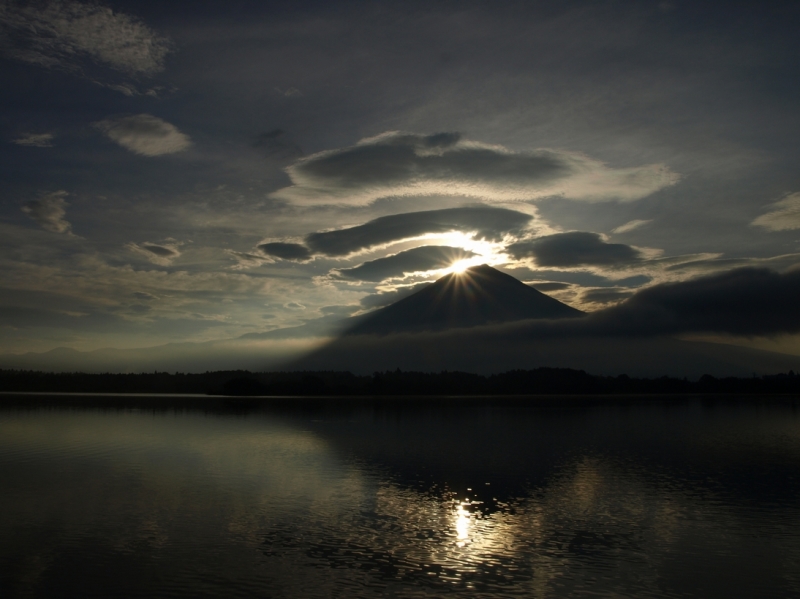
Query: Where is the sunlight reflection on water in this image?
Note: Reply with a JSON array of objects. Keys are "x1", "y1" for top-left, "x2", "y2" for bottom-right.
[{"x1": 1, "y1": 399, "x2": 799, "y2": 598}]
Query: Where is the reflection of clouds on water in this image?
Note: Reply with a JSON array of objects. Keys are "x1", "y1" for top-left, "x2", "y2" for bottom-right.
[{"x1": 1, "y1": 406, "x2": 800, "y2": 598}]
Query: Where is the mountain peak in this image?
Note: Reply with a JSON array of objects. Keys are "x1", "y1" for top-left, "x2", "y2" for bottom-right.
[{"x1": 345, "y1": 264, "x2": 583, "y2": 336}]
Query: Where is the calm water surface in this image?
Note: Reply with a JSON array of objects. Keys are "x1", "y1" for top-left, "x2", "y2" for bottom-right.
[{"x1": 1, "y1": 397, "x2": 799, "y2": 598}]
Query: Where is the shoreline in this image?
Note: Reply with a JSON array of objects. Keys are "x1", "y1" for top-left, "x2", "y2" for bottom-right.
[{"x1": 1, "y1": 391, "x2": 798, "y2": 412}]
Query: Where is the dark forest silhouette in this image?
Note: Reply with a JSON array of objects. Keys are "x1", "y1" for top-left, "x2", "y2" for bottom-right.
[{"x1": 1, "y1": 367, "x2": 798, "y2": 397}]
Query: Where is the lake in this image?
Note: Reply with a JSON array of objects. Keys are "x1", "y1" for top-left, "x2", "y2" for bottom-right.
[{"x1": 1, "y1": 395, "x2": 799, "y2": 598}]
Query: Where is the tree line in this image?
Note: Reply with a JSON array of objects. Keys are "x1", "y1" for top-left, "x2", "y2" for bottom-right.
[{"x1": 0, "y1": 367, "x2": 798, "y2": 396}]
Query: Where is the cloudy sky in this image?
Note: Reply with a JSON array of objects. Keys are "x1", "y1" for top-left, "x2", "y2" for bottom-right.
[{"x1": 2, "y1": 0, "x2": 799, "y2": 362}]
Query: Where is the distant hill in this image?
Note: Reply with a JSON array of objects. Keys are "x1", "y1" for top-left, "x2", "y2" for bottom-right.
[{"x1": 345, "y1": 264, "x2": 583, "y2": 336}]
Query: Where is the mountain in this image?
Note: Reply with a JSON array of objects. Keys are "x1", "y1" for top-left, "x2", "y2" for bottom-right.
[
  {"x1": 287, "y1": 265, "x2": 800, "y2": 377},
  {"x1": 345, "y1": 264, "x2": 583, "y2": 336}
]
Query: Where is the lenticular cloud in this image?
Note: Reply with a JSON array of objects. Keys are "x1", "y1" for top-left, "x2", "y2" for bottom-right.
[{"x1": 272, "y1": 131, "x2": 680, "y2": 206}]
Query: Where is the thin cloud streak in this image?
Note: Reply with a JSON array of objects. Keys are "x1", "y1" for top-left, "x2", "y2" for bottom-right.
[{"x1": 12, "y1": 133, "x2": 55, "y2": 147}]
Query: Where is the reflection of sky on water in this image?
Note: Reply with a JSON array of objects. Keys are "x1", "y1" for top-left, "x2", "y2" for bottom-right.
[{"x1": 1, "y1": 401, "x2": 800, "y2": 598}]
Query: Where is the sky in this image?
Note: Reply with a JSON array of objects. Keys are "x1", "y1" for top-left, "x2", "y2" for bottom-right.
[{"x1": 2, "y1": 0, "x2": 800, "y2": 367}]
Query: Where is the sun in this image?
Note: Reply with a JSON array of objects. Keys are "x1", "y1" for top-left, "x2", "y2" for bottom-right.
[{"x1": 447, "y1": 259, "x2": 474, "y2": 274}]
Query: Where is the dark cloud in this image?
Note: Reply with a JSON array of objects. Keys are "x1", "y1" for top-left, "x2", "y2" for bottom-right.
[
  {"x1": 297, "y1": 131, "x2": 561, "y2": 188},
  {"x1": 140, "y1": 244, "x2": 178, "y2": 257},
  {"x1": 127, "y1": 242, "x2": 181, "y2": 265},
  {"x1": 257, "y1": 242, "x2": 312, "y2": 261},
  {"x1": 583, "y1": 266, "x2": 800, "y2": 337},
  {"x1": 496, "y1": 266, "x2": 800, "y2": 339},
  {"x1": 275, "y1": 132, "x2": 678, "y2": 205},
  {"x1": 508, "y1": 232, "x2": 642, "y2": 267},
  {"x1": 359, "y1": 282, "x2": 432, "y2": 310},
  {"x1": 306, "y1": 206, "x2": 533, "y2": 257},
  {"x1": 334, "y1": 246, "x2": 476, "y2": 282}
]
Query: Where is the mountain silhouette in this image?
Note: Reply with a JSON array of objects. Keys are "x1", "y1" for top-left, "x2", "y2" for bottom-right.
[{"x1": 345, "y1": 264, "x2": 583, "y2": 336}]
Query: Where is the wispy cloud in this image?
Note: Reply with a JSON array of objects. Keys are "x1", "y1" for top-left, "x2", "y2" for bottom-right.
[
  {"x1": 611, "y1": 219, "x2": 652, "y2": 234},
  {"x1": 752, "y1": 192, "x2": 800, "y2": 231},
  {"x1": 95, "y1": 114, "x2": 191, "y2": 157},
  {"x1": 0, "y1": 0, "x2": 171, "y2": 75},
  {"x1": 12, "y1": 132, "x2": 54, "y2": 147},
  {"x1": 272, "y1": 131, "x2": 679, "y2": 206},
  {"x1": 21, "y1": 191, "x2": 72, "y2": 234}
]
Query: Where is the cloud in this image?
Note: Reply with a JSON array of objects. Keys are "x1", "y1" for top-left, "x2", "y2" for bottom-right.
[
  {"x1": 528, "y1": 282, "x2": 571, "y2": 292},
  {"x1": 611, "y1": 219, "x2": 652, "y2": 234},
  {"x1": 12, "y1": 132, "x2": 54, "y2": 147},
  {"x1": 272, "y1": 131, "x2": 679, "y2": 206},
  {"x1": 333, "y1": 246, "x2": 477, "y2": 282},
  {"x1": 307, "y1": 206, "x2": 533, "y2": 257},
  {"x1": 752, "y1": 192, "x2": 800, "y2": 231},
  {"x1": 95, "y1": 114, "x2": 191, "y2": 157},
  {"x1": 0, "y1": 0, "x2": 170, "y2": 75},
  {"x1": 580, "y1": 287, "x2": 634, "y2": 306},
  {"x1": 507, "y1": 232, "x2": 642, "y2": 267},
  {"x1": 274, "y1": 86, "x2": 302, "y2": 97},
  {"x1": 319, "y1": 305, "x2": 359, "y2": 317},
  {"x1": 21, "y1": 191, "x2": 72, "y2": 234},
  {"x1": 257, "y1": 242, "x2": 312, "y2": 261},
  {"x1": 225, "y1": 250, "x2": 272, "y2": 269},
  {"x1": 132, "y1": 292, "x2": 157, "y2": 301},
  {"x1": 576, "y1": 266, "x2": 800, "y2": 337},
  {"x1": 663, "y1": 253, "x2": 800, "y2": 275},
  {"x1": 127, "y1": 242, "x2": 181, "y2": 266},
  {"x1": 510, "y1": 267, "x2": 651, "y2": 288}
]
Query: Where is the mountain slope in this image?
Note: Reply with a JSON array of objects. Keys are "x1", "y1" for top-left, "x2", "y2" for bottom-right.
[{"x1": 345, "y1": 264, "x2": 583, "y2": 336}]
